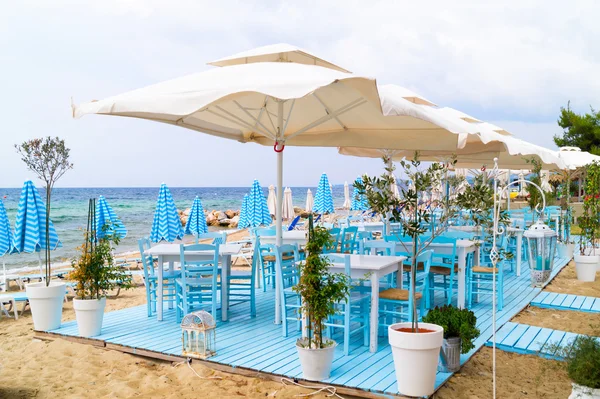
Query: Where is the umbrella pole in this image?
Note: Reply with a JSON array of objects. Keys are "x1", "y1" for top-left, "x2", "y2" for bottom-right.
[
  {"x1": 274, "y1": 100, "x2": 284, "y2": 325},
  {"x1": 507, "y1": 169, "x2": 511, "y2": 210}
]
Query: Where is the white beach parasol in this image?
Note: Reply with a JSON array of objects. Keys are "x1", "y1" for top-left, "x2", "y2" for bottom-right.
[{"x1": 267, "y1": 184, "x2": 276, "y2": 216}]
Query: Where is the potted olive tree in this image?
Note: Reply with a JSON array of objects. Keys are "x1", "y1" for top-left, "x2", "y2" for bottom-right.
[
  {"x1": 16, "y1": 137, "x2": 73, "y2": 331},
  {"x1": 422, "y1": 305, "x2": 480, "y2": 372},
  {"x1": 70, "y1": 199, "x2": 133, "y2": 337},
  {"x1": 556, "y1": 169, "x2": 576, "y2": 259},
  {"x1": 552, "y1": 334, "x2": 600, "y2": 398},
  {"x1": 574, "y1": 161, "x2": 600, "y2": 282},
  {"x1": 293, "y1": 214, "x2": 351, "y2": 381}
]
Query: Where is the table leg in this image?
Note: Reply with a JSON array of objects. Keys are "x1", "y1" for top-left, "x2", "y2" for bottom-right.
[
  {"x1": 516, "y1": 232, "x2": 523, "y2": 276},
  {"x1": 396, "y1": 260, "x2": 404, "y2": 289},
  {"x1": 168, "y1": 261, "x2": 174, "y2": 309},
  {"x1": 222, "y1": 255, "x2": 230, "y2": 322},
  {"x1": 369, "y1": 273, "x2": 380, "y2": 353},
  {"x1": 157, "y1": 255, "x2": 164, "y2": 321},
  {"x1": 457, "y1": 248, "x2": 467, "y2": 309}
]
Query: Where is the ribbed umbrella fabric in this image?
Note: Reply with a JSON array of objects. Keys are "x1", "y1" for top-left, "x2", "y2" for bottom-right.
[
  {"x1": 0, "y1": 199, "x2": 12, "y2": 257},
  {"x1": 351, "y1": 178, "x2": 369, "y2": 211},
  {"x1": 283, "y1": 187, "x2": 295, "y2": 220},
  {"x1": 267, "y1": 185, "x2": 276, "y2": 216},
  {"x1": 305, "y1": 189, "x2": 314, "y2": 213},
  {"x1": 314, "y1": 173, "x2": 334, "y2": 214},
  {"x1": 150, "y1": 183, "x2": 184, "y2": 243},
  {"x1": 95, "y1": 195, "x2": 127, "y2": 240},
  {"x1": 391, "y1": 176, "x2": 402, "y2": 199},
  {"x1": 343, "y1": 182, "x2": 351, "y2": 209},
  {"x1": 238, "y1": 194, "x2": 250, "y2": 229},
  {"x1": 12, "y1": 181, "x2": 62, "y2": 253},
  {"x1": 246, "y1": 180, "x2": 272, "y2": 227},
  {"x1": 184, "y1": 196, "x2": 208, "y2": 236}
]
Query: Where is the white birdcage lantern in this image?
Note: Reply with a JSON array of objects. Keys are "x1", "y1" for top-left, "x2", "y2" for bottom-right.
[
  {"x1": 181, "y1": 311, "x2": 216, "y2": 359},
  {"x1": 524, "y1": 220, "x2": 557, "y2": 287}
]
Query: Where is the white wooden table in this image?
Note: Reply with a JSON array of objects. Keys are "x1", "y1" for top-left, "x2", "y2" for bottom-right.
[
  {"x1": 259, "y1": 231, "x2": 308, "y2": 246},
  {"x1": 327, "y1": 254, "x2": 406, "y2": 353},
  {"x1": 391, "y1": 240, "x2": 479, "y2": 309},
  {"x1": 145, "y1": 243, "x2": 242, "y2": 322}
]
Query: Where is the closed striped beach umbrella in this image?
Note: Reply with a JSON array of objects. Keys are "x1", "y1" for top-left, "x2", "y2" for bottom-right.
[
  {"x1": 238, "y1": 194, "x2": 250, "y2": 229},
  {"x1": 246, "y1": 180, "x2": 272, "y2": 227},
  {"x1": 313, "y1": 173, "x2": 334, "y2": 214},
  {"x1": 12, "y1": 181, "x2": 61, "y2": 253},
  {"x1": 95, "y1": 196, "x2": 127, "y2": 240},
  {"x1": 350, "y1": 177, "x2": 369, "y2": 211},
  {"x1": 184, "y1": 196, "x2": 208, "y2": 236},
  {"x1": 0, "y1": 199, "x2": 12, "y2": 257},
  {"x1": 150, "y1": 183, "x2": 183, "y2": 243}
]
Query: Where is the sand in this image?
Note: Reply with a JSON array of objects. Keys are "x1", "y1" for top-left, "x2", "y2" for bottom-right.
[
  {"x1": 512, "y1": 307, "x2": 600, "y2": 336},
  {"x1": 542, "y1": 260, "x2": 600, "y2": 298}
]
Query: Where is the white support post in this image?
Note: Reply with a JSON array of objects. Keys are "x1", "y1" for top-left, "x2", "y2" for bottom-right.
[{"x1": 274, "y1": 100, "x2": 285, "y2": 325}]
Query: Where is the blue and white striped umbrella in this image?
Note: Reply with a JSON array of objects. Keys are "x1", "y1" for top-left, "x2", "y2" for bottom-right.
[
  {"x1": 150, "y1": 183, "x2": 184, "y2": 243},
  {"x1": 184, "y1": 196, "x2": 208, "y2": 236},
  {"x1": 350, "y1": 177, "x2": 369, "y2": 211},
  {"x1": 313, "y1": 173, "x2": 334, "y2": 214},
  {"x1": 238, "y1": 194, "x2": 250, "y2": 229},
  {"x1": 245, "y1": 180, "x2": 272, "y2": 227},
  {"x1": 0, "y1": 199, "x2": 13, "y2": 257},
  {"x1": 12, "y1": 180, "x2": 62, "y2": 253},
  {"x1": 95, "y1": 195, "x2": 127, "y2": 240}
]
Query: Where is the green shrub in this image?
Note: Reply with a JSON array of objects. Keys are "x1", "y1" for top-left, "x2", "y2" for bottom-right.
[
  {"x1": 422, "y1": 305, "x2": 480, "y2": 353},
  {"x1": 554, "y1": 335, "x2": 600, "y2": 389}
]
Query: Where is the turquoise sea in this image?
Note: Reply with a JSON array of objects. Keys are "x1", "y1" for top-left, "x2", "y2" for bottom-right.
[{"x1": 0, "y1": 186, "x2": 348, "y2": 271}]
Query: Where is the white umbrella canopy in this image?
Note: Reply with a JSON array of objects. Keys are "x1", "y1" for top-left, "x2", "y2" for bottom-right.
[
  {"x1": 343, "y1": 181, "x2": 351, "y2": 209},
  {"x1": 556, "y1": 146, "x2": 600, "y2": 170},
  {"x1": 282, "y1": 187, "x2": 295, "y2": 220},
  {"x1": 378, "y1": 84, "x2": 436, "y2": 106},
  {"x1": 208, "y1": 43, "x2": 351, "y2": 73},
  {"x1": 267, "y1": 184, "x2": 277, "y2": 216},
  {"x1": 305, "y1": 189, "x2": 314, "y2": 213}
]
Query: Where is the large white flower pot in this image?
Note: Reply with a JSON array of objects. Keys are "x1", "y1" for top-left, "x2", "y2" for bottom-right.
[
  {"x1": 26, "y1": 281, "x2": 66, "y2": 331},
  {"x1": 574, "y1": 254, "x2": 598, "y2": 282},
  {"x1": 569, "y1": 383, "x2": 600, "y2": 399},
  {"x1": 73, "y1": 297, "x2": 107, "y2": 337},
  {"x1": 389, "y1": 322, "x2": 444, "y2": 397},
  {"x1": 296, "y1": 338, "x2": 337, "y2": 381},
  {"x1": 558, "y1": 243, "x2": 575, "y2": 260}
]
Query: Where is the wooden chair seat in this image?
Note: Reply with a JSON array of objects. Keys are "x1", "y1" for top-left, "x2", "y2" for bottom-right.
[
  {"x1": 379, "y1": 288, "x2": 423, "y2": 301},
  {"x1": 429, "y1": 264, "x2": 459, "y2": 275},
  {"x1": 262, "y1": 254, "x2": 295, "y2": 262},
  {"x1": 402, "y1": 262, "x2": 426, "y2": 272},
  {"x1": 472, "y1": 266, "x2": 499, "y2": 274}
]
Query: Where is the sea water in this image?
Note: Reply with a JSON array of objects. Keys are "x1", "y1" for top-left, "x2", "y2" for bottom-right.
[{"x1": 0, "y1": 186, "x2": 347, "y2": 271}]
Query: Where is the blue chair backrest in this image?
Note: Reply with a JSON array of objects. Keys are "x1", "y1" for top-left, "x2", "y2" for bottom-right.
[
  {"x1": 138, "y1": 237, "x2": 155, "y2": 279},
  {"x1": 415, "y1": 249, "x2": 434, "y2": 275},
  {"x1": 357, "y1": 230, "x2": 372, "y2": 242},
  {"x1": 287, "y1": 215, "x2": 301, "y2": 231},
  {"x1": 340, "y1": 226, "x2": 358, "y2": 253},
  {"x1": 197, "y1": 231, "x2": 228, "y2": 245},
  {"x1": 323, "y1": 228, "x2": 341, "y2": 253},
  {"x1": 325, "y1": 253, "x2": 351, "y2": 277},
  {"x1": 421, "y1": 235, "x2": 458, "y2": 266},
  {"x1": 178, "y1": 243, "x2": 219, "y2": 286},
  {"x1": 273, "y1": 244, "x2": 300, "y2": 289},
  {"x1": 361, "y1": 240, "x2": 394, "y2": 256}
]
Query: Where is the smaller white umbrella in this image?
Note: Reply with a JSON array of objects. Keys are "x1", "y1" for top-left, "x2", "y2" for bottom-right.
[
  {"x1": 283, "y1": 187, "x2": 295, "y2": 220},
  {"x1": 306, "y1": 189, "x2": 314, "y2": 213},
  {"x1": 392, "y1": 176, "x2": 401, "y2": 199},
  {"x1": 343, "y1": 181, "x2": 351, "y2": 209},
  {"x1": 267, "y1": 184, "x2": 277, "y2": 216},
  {"x1": 518, "y1": 171, "x2": 528, "y2": 197},
  {"x1": 541, "y1": 170, "x2": 553, "y2": 192}
]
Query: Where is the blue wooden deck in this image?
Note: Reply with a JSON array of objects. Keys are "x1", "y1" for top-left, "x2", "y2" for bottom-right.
[
  {"x1": 530, "y1": 292, "x2": 600, "y2": 313},
  {"x1": 44, "y1": 256, "x2": 570, "y2": 397}
]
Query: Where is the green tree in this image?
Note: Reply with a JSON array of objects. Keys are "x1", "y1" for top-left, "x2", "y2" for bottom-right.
[{"x1": 554, "y1": 102, "x2": 600, "y2": 155}]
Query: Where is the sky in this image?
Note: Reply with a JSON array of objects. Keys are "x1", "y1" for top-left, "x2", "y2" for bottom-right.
[{"x1": 1, "y1": 0, "x2": 599, "y2": 188}]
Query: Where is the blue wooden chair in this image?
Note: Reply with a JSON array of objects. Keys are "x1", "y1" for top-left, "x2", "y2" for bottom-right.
[
  {"x1": 138, "y1": 238, "x2": 180, "y2": 317},
  {"x1": 467, "y1": 235, "x2": 506, "y2": 311},
  {"x1": 228, "y1": 246, "x2": 257, "y2": 318},
  {"x1": 255, "y1": 229, "x2": 277, "y2": 291},
  {"x1": 197, "y1": 231, "x2": 228, "y2": 245},
  {"x1": 424, "y1": 236, "x2": 459, "y2": 306},
  {"x1": 175, "y1": 243, "x2": 220, "y2": 323},
  {"x1": 324, "y1": 254, "x2": 370, "y2": 356},
  {"x1": 340, "y1": 226, "x2": 359, "y2": 254},
  {"x1": 273, "y1": 244, "x2": 302, "y2": 337},
  {"x1": 323, "y1": 228, "x2": 341, "y2": 253},
  {"x1": 360, "y1": 240, "x2": 398, "y2": 288},
  {"x1": 378, "y1": 249, "x2": 433, "y2": 330}
]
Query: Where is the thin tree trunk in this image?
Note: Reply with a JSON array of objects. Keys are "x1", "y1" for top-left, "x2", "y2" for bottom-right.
[
  {"x1": 411, "y1": 200, "x2": 419, "y2": 332},
  {"x1": 46, "y1": 187, "x2": 51, "y2": 286}
]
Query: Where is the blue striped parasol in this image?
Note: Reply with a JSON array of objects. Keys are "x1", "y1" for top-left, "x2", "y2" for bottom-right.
[
  {"x1": 245, "y1": 180, "x2": 272, "y2": 227},
  {"x1": 95, "y1": 195, "x2": 127, "y2": 240},
  {"x1": 150, "y1": 183, "x2": 184, "y2": 243},
  {"x1": 184, "y1": 196, "x2": 208, "y2": 236},
  {"x1": 350, "y1": 177, "x2": 369, "y2": 211},
  {"x1": 12, "y1": 180, "x2": 62, "y2": 254},
  {"x1": 238, "y1": 194, "x2": 250, "y2": 229},
  {"x1": 313, "y1": 173, "x2": 334, "y2": 214},
  {"x1": 0, "y1": 199, "x2": 12, "y2": 257}
]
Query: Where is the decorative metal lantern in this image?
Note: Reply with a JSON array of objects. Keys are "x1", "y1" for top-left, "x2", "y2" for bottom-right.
[
  {"x1": 181, "y1": 311, "x2": 216, "y2": 359},
  {"x1": 524, "y1": 220, "x2": 557, "y2": 287}
]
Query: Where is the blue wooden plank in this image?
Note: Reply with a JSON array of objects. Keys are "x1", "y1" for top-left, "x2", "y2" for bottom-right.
[
  {"x1": 514, "y1": 325, "x2": 542, "y2": 351},
  {"x1": 539, "y1": 330, "x2": 566, "y2": 357},
  {"x1": 581, "y1": 296, "x2": 596, "y2": 311},
  {"x1": 571, "y1": 295, "x2": 586, "y2": 310},
  {"x1": 592, "y1": 298, "x2": 600, "y2": 312},
  {"x1": 526, "y1": 327, "x2": 554, "y2": 353},
  {"x1": 540, "y1": 292, "x2": 559, "y2": 305},
  {"x1": 561, "y1": 294, "x2": 578, "y2": 309},
  {"x1": 550, "y1": 293, "x2": 568, "y2": 306},
  {"x1": 499, "y1": 324, "x2": 529, "y2": 347}
]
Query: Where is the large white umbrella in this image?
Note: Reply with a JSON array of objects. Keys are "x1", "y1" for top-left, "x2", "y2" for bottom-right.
[
  {"x1": 556, "y1": 146, "x2": 600, "y2": 170},
  {"x1": 282, "y1": 187, "x2": 295, "y2": 220},
  {"x1": 305, "y1": 189, "x2": 314, "y2": 213},
  {"x1": 343, "y1": 181, "x2": 351, "y2": 209},
  {"x1": 267, "y1": 184, "x2": 277, "y2": 216}
]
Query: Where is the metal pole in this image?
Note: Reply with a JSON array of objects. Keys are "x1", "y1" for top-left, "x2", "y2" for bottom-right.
[
  {"x1": 507, "y1": 169, "x2": 511, "y2": 211},
  {"x1": 274, "y1": 100, "x2": 284, "y2": 325}
]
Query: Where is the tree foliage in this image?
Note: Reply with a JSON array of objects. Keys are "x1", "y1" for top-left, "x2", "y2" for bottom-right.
[
  {"x1": 578, "y1": 161, "x2": 600, "y2": 255},
  {"x1": 554, "y1": 102, "x2": 600, "y2": 155},
  {"x1": 422, "y1": 305, "x2": 480, "y2": 353}
]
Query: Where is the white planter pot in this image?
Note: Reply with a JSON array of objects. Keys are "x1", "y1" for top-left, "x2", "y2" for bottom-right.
[
  {"x1": 558, "y1": 243, "x2": 576, "y2": 260},
  {"x1": 26, "y1": 281, "x2": 66, "y2": 331},
  {"x1": 73, "y1": 297, "x2": 107, "y2": 337},
  {"x1": 389, "y1": 322, "x2": 443, "y2": 397},
  {"x1": 569, "y1": 383, "x2": 600, "y2": 399},
  {"x1": 574, "y1": 254, "x2": 598, "y2": 282},
  {"x1": 296, "y1": 338, "x2": 337, "y2": 381}
]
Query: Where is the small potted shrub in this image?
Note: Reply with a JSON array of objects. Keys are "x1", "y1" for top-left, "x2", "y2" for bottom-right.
[
  {"x1": 69, "y1": 199, "x2": 133, "y2": 337},
  {"x1": 422, "y1": 305, "x2": 480, "y2": 372},
  {"x1": 574, "y1": 161, "x2": 600, "y2": 282},
  {"x1": 293, "y1": 215, "x2": 351, "y2": 381},
  {"x1": 553, "y1": 335, "x2": 600, "y2": 398}
]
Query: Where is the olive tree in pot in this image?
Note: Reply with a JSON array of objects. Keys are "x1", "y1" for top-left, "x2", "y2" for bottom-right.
[
  {"x1": 69, "y1": 199, "x2": 133, "y2": 337},
  {"x1": 293, "y1": 214, "x2": 351, "y2": 381},
  {"x1": 574, "y1": 161, "x2": 600, "y2": 282},
  {"x1": 556, "y1": 169, "x2": 576, "y2": 259},
  {"x1": 552, "y1": 334, "x2": 600, "y2": 398},
  {"x1": 422, "y1": 305, "x2": 480, "y2": 372},
  {"x1": 16, "y1": 137, "x2": 73, "y2": 331}
]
